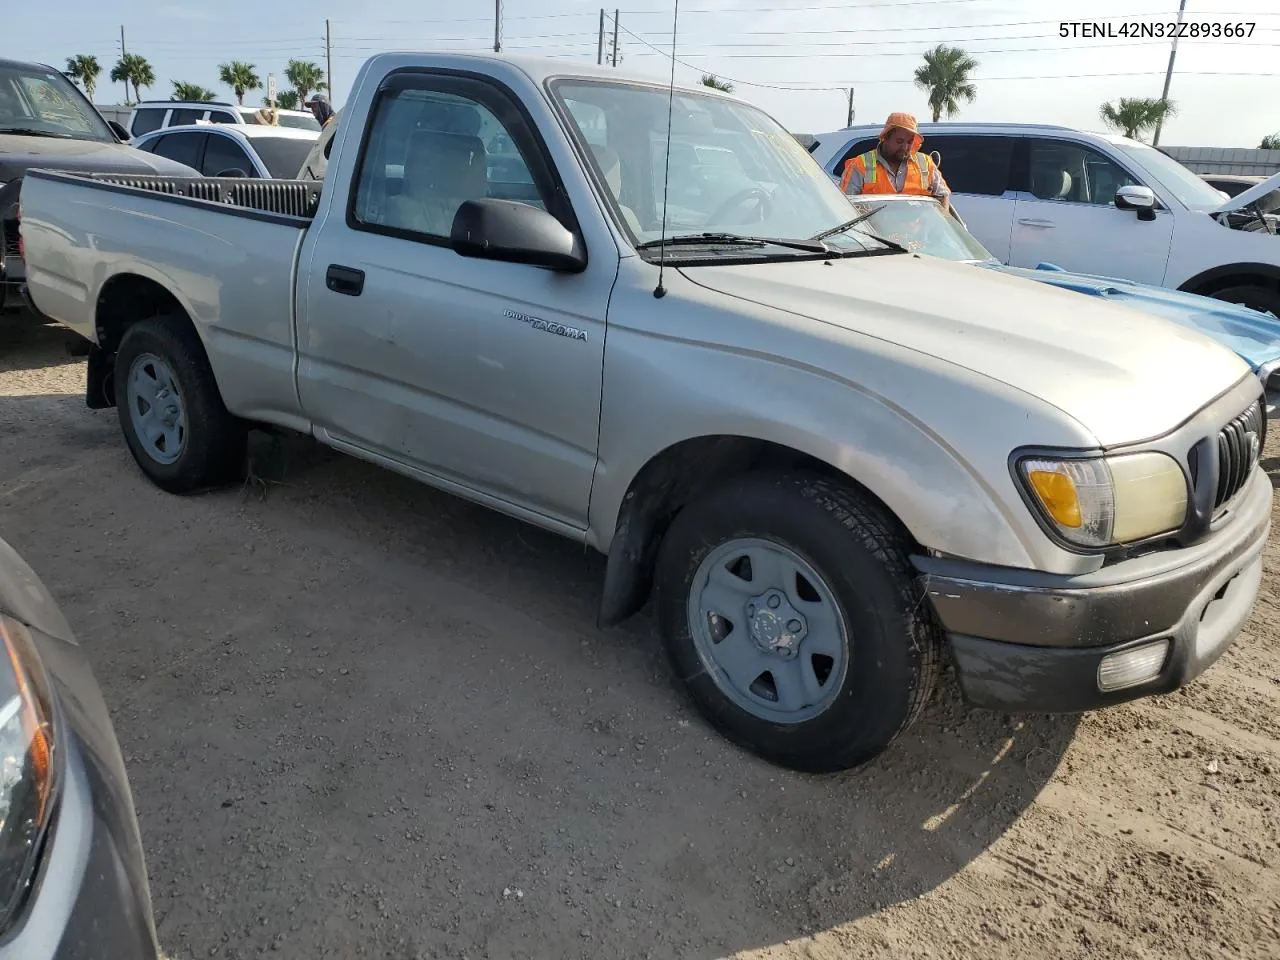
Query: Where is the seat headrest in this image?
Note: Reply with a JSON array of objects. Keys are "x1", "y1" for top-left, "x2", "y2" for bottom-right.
[
  {"x1": 403, "y1": 130, "x2": 487, "y2": 200},
  {"x1": 1032, "y1": 165, "x2": 1072, "y2": 200}
]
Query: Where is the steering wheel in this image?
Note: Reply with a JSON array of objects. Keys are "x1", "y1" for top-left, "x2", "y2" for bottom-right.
[{"x1": 704, "y1": 186, "x2": 772, "y2": 227}]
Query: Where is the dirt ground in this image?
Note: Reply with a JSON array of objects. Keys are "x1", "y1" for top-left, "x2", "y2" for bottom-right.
[{"x1": 0, "y1": 311, "x2": 1278, "y2": 960}]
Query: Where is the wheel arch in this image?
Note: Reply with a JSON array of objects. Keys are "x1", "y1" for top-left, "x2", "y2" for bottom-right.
[
  {"x1": 596, "y1": 434, "x2": 922, "y2": 627},
  {"x1": 1177, "y1": 262, "x2": 1280, "y2": 298}
]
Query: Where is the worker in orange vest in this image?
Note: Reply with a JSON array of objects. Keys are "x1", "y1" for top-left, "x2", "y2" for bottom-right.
[{"x1": 840, "y1": 112, "x2": 950, "y2": 213}]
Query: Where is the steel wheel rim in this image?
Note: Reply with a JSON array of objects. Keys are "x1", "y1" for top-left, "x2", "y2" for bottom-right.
[
  {"x1": 687, "y1": 537, "x2": 850, "y2": 724},
  {"x1": 127, "y1": 353, "x2": 187, "y2": 466}
]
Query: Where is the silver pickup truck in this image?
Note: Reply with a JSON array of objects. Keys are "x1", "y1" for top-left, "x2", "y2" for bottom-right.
[{"x1": 19, "y1": 53, "x2": 1270, "y2": 772}]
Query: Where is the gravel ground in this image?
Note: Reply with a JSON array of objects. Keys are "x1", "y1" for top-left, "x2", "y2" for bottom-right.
[{"x1": 1, "y1": 311, "x2": 1278, "y2": 960}]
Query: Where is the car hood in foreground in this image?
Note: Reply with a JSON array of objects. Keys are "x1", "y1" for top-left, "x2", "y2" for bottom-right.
[
  {"x1": 995, "y1": 263, "x2": 1280, "y2": 374},
  {"x1": 681, "y1": 254, "x2": 1251, "y2": 447},
  {"x1": 0, "y1": 134, "x2": 198, "y2": 181}
]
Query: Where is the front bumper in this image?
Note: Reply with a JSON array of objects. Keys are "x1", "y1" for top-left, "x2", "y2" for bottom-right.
[{"x1": 913, "y1": 468, "x2": 1270, "y2": 713}]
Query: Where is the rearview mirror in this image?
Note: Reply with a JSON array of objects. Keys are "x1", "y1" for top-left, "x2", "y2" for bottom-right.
[
  {"x1": 1115, "y1": 184, "x2": 1157, "y2": 221},
  {"x1": 215, "y1": 168, "x2": 249, "y2": 178},
  {"x1": 450, "y1": 199, "x2": 586, "y2": 272}
]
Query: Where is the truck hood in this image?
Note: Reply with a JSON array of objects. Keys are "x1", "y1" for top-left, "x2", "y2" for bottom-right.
[
  {"x1": 0, "y1": 135, "x2": 198, "y2": 181},
  {"x1": 993, "y1": 263, "x2": 1280, "y2": 374},
  {"x1": 680, "y1": 254, "x2": 1250, "y2": 447},
  {"x1": 1212, "y1": 169, "x2": 1280, "y2": 215}
]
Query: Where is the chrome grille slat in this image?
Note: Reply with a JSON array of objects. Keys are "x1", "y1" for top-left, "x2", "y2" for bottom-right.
[{"x1": 1212, "y1": 401, "x2": 1262, "y2": 511}]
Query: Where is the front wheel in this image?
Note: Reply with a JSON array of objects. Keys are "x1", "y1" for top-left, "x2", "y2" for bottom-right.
[
  {"x1": 655, "y1": 473, "x2": 942, "y2": 773},
  {"x1": 114, "y1": 318, "x2": 246, "y2": 493},
  {"x1": 1209, "y1": 284, "x2": 1280, "y2": 318}
]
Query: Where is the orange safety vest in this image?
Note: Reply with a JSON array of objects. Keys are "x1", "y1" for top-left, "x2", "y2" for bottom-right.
[{"x1": 840, "y1": 149, "x2": 933, "y2": 196}]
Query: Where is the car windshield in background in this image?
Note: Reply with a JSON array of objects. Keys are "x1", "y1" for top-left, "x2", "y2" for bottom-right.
[
  {"x1": 275, "y1": 114, "x2": 321, "y2": 132},
  {"x1": 850, "y1": 197, "x2": 995, "y2": 262},
  {"x1": 1117, "y1": 142, "x2": 1229, "y2": 212},
  {"x1": 0, "y1": 64, "x2": 114, "y2": 142},
  {"x1": 251, "y1": 137, "x2": 318, "y2": 178},
  {"x1": 549, "y1": 78, "x2": 888, "y2": 258}
]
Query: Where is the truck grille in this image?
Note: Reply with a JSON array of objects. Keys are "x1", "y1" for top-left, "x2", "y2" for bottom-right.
[
  {"x1": 1214, "y1": 402, "x2": 1265, "y2": 509},
  {"x1": 1190, "y1": 401, "x2": 1265, "y2": 512}
]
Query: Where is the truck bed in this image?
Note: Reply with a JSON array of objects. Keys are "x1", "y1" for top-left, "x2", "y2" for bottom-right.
[{"x1": 21, "y1": 168, "x2": 315, "y2": 426}]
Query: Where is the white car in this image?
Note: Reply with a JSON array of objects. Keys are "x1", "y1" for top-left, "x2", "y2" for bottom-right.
[
  {"x1": 127, "y1": 100, "x2": 320, "y2": 137},
  {"x1": 810, "y1": 123, "x2": 1280, "y2": 315},
  {"x1": 131, "y1": 124, "x2": 318, "y2": 180}
]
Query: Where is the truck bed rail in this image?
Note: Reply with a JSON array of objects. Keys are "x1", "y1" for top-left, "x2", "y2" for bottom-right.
[{"x1": 78, "y1": 173, "x2": 322, "y2": 220}]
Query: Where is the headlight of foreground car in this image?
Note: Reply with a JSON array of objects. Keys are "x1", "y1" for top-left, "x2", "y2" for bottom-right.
[
  {"x1": 1019, "y1": 452, "x2": 1188, "y2": 548},
  {"x1": 0, "y1": 615, "x2": 56, "y2": 932}
]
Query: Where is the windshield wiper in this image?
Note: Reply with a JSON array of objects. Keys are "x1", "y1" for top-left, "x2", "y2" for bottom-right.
[
  {"x1": 809, "y1": 208, "x2": 909, "y2": 254},
  {"x1": 635, "y1": 232, "x2": 830, "y2": 254},
  {"x1": 0, "y1": 127, "x2": 76, "y2": 139},
  {"x1": 810, "y1": 206, "x2": 883, "y2": 241}
]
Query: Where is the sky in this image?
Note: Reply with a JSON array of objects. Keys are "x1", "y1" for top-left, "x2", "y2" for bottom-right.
[{"x1": 8, "y1": 0, "x2": 1280, "y2": 147}]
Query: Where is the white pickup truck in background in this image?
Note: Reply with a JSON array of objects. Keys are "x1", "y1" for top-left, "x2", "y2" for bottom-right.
[{"x1": 18, "y1": 53, "x2": 1270, "y2": 772}]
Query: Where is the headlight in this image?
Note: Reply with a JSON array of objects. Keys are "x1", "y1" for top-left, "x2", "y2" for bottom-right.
[
  {"x1": 1018, "y1": 452, "x2": 1188, "y2": 548},
  {"x1": 0, "y1": 615, "x2": 56, "y2": 931}
]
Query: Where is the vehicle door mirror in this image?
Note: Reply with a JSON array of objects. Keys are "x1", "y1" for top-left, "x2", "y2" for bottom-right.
[
  {"x1": 450, "y1": 199, "x2": 586, "y2": 272},
  {"x1": 108, "y1": 120, "x2": 130, "y2": 141},
  {"x1": 1115, "y1": 185, "x2": 1157, "y2": 221}
]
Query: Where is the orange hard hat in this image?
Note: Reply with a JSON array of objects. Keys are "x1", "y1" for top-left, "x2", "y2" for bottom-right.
[{"x1": 880, "y1": 112, "x2": 923, "y2": 152}]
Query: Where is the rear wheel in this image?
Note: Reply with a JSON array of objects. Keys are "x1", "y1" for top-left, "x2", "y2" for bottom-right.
[
  {"x1": 654, "y1": 472, "x2": 942, "y2": 773},
  {"x1": 114, "y1": 318, "x2": 246, "y2": 493},
  {"x1": 1209, "y1": 284, "x2": 1280, "y2": 318}
]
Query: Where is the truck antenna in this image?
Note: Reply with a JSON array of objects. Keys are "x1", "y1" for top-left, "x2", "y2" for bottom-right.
[{"x1": 652, "y1": 0, "x2": 680, "y2": 299}]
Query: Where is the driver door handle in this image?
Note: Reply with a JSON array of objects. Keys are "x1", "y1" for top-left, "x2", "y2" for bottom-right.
[
  {"x1": 1017, "y1": 218, "x2": 1056, "y2": 228},
  {"x1": 326, "y1": 264, "x2": 365, "y2": 297}
]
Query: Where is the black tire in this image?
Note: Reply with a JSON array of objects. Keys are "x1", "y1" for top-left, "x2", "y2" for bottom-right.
[
  {"x1": 654, "y1": 472, "x2": 942, "y2": 773},
  {"x1": 1209, "y1": 285, "x2": 1280, "y2": 318},
  {"x1": 114, "y1": 317, "x2": 246, "y2": 494}
]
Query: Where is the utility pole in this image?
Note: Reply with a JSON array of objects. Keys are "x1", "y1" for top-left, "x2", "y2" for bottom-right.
[
  {"x1": 494, "y1": 0, "x2": 502, "y2": 52},
  {"x1": 846, "y1": 87, "x2": 854, "y2": 127},
  {"x1": 325, "y1": 19, "x2": 333, "y2": 109},
  {"x1": 119, "y1": 26, "x2": 129, "y2": 102},
  {"x1": 598, "y1": 9, "x2": 605, "y2": 65},
  {"x1": 611, "y1": 10, "x2": 620, "y2": 67},
  {"x1": 1151, "y1": 0, "x2": 1187, "y2": 147}
]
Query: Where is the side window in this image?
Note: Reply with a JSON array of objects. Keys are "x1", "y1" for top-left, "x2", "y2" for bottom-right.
[
  {"x1": 352, "y1": 75, "x2": 556, "y2": 242},
  {"x1": 1028, "y1": 139, "x2": 1138, "y2": 205},
  {"x1": 150, "y1": 132, "x2": 205, "y2": 170},
  {"x1": 209, "y1": 111, "x2": 238, "y2": 125},
  {"x1": 130, "y1": 108, "x2": 164, "y2": 136},
  {"x1": 834, "y1": 137, "x2": 879, "y2": 177},
  {"x1": 202, "y1": 135, "x2": 253, "y2": 176},
  {"x1": 169, "y1": 108, "x2": 205, "y2": 126},
  {"x1": 925, "y1": 136, "x2": 1014, "y2": 197}
]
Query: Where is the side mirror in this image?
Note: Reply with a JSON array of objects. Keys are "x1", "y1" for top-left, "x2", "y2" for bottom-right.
[
  {"x1": 450, "y1": 199, "x2": 586, "y2": 272},
  {"x1": 1115, "y1": 185, "x2": 1157, "y2": 221},
  {"x1": 108, "y1": 120, "x2": 130, "y2": 141}
]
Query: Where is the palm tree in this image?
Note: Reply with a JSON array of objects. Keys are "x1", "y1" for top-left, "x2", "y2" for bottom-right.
[
  {"x1": 276, "y1": 90, "x2": 299, "y2": 110},
  {"x1": 1261, "y1": 133, "x2": 1280, "y2": 150},
  {"x1": 700, "y1": 74, "x2": 733, "y2": 93},
  {"x1": 1099, "y1": 97, "x2": 1175, "y2": 141},
  {"x1": 110, "y1": 54, "x2": 155, "y2": 105},
  {"x1": 218, "y1": 61, "x2": 262, "y2": 105},
  {"x1": 172, "y1": 82, "x2": 217, "y2": 102},
  {"x1": 913, "y1": 44, "x2": 978, "y2": 122},
  {"x1": 284, "y1": 59, "x2": 326, "y2": 104},
  {"x1": 65, "y1": 55, "x2": 102, "y2": 100}
]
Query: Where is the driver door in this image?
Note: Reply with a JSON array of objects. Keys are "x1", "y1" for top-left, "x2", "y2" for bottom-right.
[{"x1": 1009, "y1": 138, "x2": 1174, "y2": 284}]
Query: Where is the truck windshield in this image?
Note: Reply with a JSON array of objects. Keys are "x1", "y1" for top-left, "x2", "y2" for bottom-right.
[
  {"x1": 550, "y1": 78, "x2": 887, "y2": 256},
  {"x1": 0, "y1": 63, "x2": 115, "y2": 142}
]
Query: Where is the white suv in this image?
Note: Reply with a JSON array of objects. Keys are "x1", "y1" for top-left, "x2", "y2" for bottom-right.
[
  {"x1": 127, "y1": 100, "x2": 320, "y2": 138},
  {"x1": 810, "y1": 122, "x2": 1280, "y2": 315}
]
